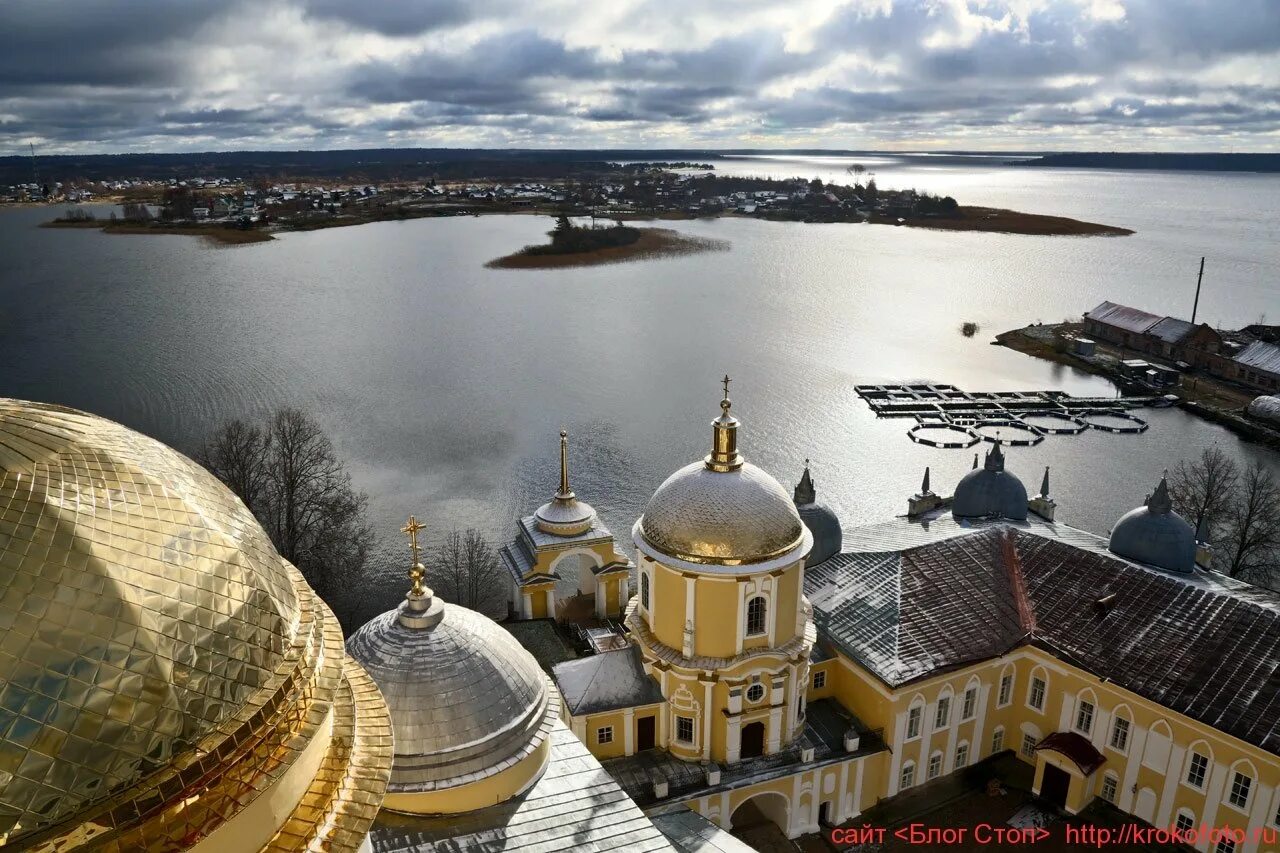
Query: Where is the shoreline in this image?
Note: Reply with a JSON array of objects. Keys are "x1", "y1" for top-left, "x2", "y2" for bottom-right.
[
  {"x1": 871, "y1": 206, "x2": 1132, "y2": 236},
  {"x1": 995, "y1": 323, "x2": 1280, "y2": 450},
  {"x1": 486, "y1": 227, "x2": 728, "y2": 269},
  {"x1": 40, "y1": 219, "x2": 273, "y2": 245}
]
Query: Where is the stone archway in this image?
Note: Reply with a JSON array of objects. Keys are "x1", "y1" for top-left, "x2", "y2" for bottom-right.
[
  {"x1": 730, "y1": 790, "x2": 792, "y2": 845},
  {"x1": 552, "y1": 551, "x2": 600, "y2": 623}
]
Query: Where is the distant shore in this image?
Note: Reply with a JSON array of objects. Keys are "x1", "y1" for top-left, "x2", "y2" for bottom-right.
[
  {"x1": 40, "y1": 218, "x2": 273, "y2": 245},
  {"x1": 871, "y1": 206, "x2": 1132, "y2": 236},
  {"x1": 486, "y1": 226, "x2": 727, "y2": 269}
]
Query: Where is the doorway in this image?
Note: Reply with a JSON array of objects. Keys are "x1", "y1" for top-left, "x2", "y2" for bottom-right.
[
  {"x1": 819, "y1": 801, "x2": 832, "y2": 827},
  {"x1": 1040, "y1": 764, "x2": 1070, "y2": 809},
  {"x1": 637, "y1": 715, "x2": 656, "y2": 752},
  {"x1": 741, "y1": 721, "x2": 765, "y2": 759}
]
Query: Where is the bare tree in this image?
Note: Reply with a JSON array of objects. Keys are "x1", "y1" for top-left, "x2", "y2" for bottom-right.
[
  {"x1": 1168, "y1": 446, "x2": 1239, "y2": 536},
  {"x1": 197, "y1": 408, "x2": 373, "y2": 598},
  {"x1": 431, "y1": 528, "x2": 505, "y2": 616},
  {"x1": 1220, "y1": 462, "x2": 1280, "y2": 584}
]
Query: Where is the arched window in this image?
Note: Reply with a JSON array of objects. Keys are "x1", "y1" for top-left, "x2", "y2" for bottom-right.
[
  {"x1": 746, "y1": 596, "x2": 767, "y2": 636},
  {"x1": 641, "y1": 573, "x2": 650, "y2": 610}
]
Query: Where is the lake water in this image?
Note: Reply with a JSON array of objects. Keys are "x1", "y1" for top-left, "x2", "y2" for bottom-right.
[{"x1": 2, "y1": 153, "x2": 1278, "y2": 630}]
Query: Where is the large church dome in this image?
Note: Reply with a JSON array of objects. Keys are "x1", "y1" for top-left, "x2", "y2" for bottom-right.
[
  {"x1": 345, "y1": 533, "x2": 559, "y2": 814},
  {"x1": 0, "y1": 399, "x2": 391, "y2": 851},
  {"x1": 952, "y1": 444, "x2": 1029, "y2": 520},
  {"x1": 1109, "y1": 473, "x2": 1197, "y2": 573},
  {"x1": 634, "y1": 383, "x2": 809, "y2": 570}
]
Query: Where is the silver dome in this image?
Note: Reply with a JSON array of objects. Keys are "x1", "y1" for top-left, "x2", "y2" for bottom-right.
[
  {"x1": 636, "y1": 460, "x2": 808, "y2": 567},
  {"x1": 345, "y1": 600, "x2": 558, "y2": 793},
  {"x1": 1108, "y1": 474, "x2": 1196, "y2": 573},
  {"x1": 952, "y1": 444, "x2": 1028, "y2": 520}
]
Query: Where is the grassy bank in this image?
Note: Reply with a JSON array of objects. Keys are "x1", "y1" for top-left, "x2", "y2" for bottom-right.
[
  {"x1": 875, "y1": 206, "x2": 1132, "y2": 236},
  {"x1": 42, "y1": 218, "x2": 273, "y2": 245}
]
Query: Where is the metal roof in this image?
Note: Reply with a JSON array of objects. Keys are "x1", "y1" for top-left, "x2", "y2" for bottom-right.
[
  {"x1": 1036, "y1": 732, "x2": 1106, "y2": 776},
  {"x1": 1145, "y1": 316, "x2": 1195, "y2": 344},
  {"x1": 810, "y1": 519, "x2": 1280, "y2": 755},
  {"x1": 650, "y1": 809, "x2": 757, "y2": 853},
  {"x1": 1236, "y1": 340, "x2": 1280, "y2": 374},
  {"x1": 369, "y1": 722, "x2": 676, "y2": 852},
  {"x1": 553, "y1": 645, "x2": 665, "y2": 715},
  {"x1": 1085, "y1": 301, "x2": 1163, "y2": 335}
]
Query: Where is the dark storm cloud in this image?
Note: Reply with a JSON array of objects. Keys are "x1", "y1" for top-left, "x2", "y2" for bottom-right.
[{"x1": 1, "y1": 0, "x2": 1278, "y2": 152}]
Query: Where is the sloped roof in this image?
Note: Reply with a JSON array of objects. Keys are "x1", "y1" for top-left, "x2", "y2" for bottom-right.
[
  {"x1": 553, "y1": 645, "x2": 665, "y2": 715},
  {"x1": 1146, "y1": 316, "x2": 1195, "y2": 345},
  {"x1": 809, "y1": 522, "x2": 1280, "y2": 755},
  {"x1": 1085, "y1": 301, "x2": 1163, "y2": 334},
  {"x1": 1236, "y1": 340, "x2": 1280, "y2": 374}
]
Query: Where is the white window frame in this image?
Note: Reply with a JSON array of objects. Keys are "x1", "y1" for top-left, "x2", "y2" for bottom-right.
[
  {"x1": 597, "y1": 726, "x2": 613, "y2": 745},
  {"x1": 1226, "y1": 768, "x2": 1253, "y2": 812},
  {"x1": 991, "y1": 726, "x2": 1005, "y2": 754},
  {"x1": 1021, "y1": 733, "x2": 1037, "y2": 759},
  {"x1": 746, "y1": 682, "x2": 766, "y2": 704},
  {"x1": 745, "y1": 595, "x2": 767, "y2": 637},
  {"x1": 962, "y1": 686, "x2": 977, "y2": 721},
  {"x1": 1101, "y1": 774, "x2": 1118, "y2": 803},
  {"x1": 935, "y1": 695, "x2": 951, "y2": 729},
  {"x1": 675, "y1": 715, "x2": 695, "y2": 745},
  {"x1": 1075, "y1": 699, "x2": 1095, "y2": 735},
  {"x1": 812, "y1": 670, "x2": 826, "y2": 690},
  {"x1": 1215, "y1": 837, "x2": 1237, "y2": 853},
  {"x1": 1185, "y1": 750, "x2": 1210, "y2": 790},
  {"x1": 1108, "y1": 715, "x2": 1130, "y2": 754},
  {"x1": 906, "y1": 704, "x2": 923, "y2": 741},
  {"x1": 927, "y1": 751, "x2": 942, "y2": 780},
  {"x1": 1027, "y1": 674, "x2": 1046, "y2": 712},
  {"x1": 900, "y1": 761, "x2": 916, "y2": 790},
  {"x1": 955, "y1": 741, "x2": 969, "y2": 769},
  {"x1": 997, "y1": 670, "x2": 1014, "y2": 707},
  {"x1": 640, "y1": 572, "x2": 650, "y2": 611},
  {"x1": 1174, "y1": 809, "x2": 1195, "y2": 838}
]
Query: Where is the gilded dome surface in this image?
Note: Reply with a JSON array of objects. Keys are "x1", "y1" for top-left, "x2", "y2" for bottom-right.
[
  {"x1": 345, "y1": 600, "x2": 557, "y2": 794},
  {"x1": 0, "y1": 399, "x2": 302, "y2": 842},
  {"x1": 636, "y1": 459, "x2": 807, "y2": 567}
]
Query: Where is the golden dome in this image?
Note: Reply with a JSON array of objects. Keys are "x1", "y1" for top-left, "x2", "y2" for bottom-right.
[
  {"x1": 633, "y1": 382, "x2": 810, "y2": 570},
  {"x1": 0, "y1": 400, "x2": 392, "y2": 851}
]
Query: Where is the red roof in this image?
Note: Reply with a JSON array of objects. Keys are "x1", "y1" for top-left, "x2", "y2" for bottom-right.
[{"x1": 1036, "y1": 732, "x2": 1106, "y2": 775}]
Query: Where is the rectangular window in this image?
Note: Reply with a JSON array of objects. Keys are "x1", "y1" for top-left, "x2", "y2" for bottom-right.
[
  {"x1": 1021, "y1": 733, "x2": 1037, "y2": 759},
  {"x1": 927, "y1": 753, "x2": 942, "y2": 780},
  {"x1": 998, "y1": 674, "x2": 1013, "y2": 707},
  {"x1": 962, "y1": 688, "x2": 977, "y2": 720},
  {"x1": 991, "y1": 729, "x2": 1004, "y2": 753},
  {"x1": 1228, "y1": 771, "x2": 1252, "y2": 809},
  {"x1": 900, "y1": 763, "x2": 915, "y2": 790},
  {"x1": 1175, "y1": 813, "x2": 1194, "y2": 836},
  {"x1": 1101, "y1": 776, "x2": 1118, "y2": 803},
  {"x1": 1028, "y1": 677, "x2": 1045, "y2": 711},
  {"x1": 676, "y1": 716, "x2": 694, "y2": 745},
  {"x1": 935, "y1": 697, "x2": 950, "y2": 729},
  {"x1": 1187, "y1": 753, "x2": 1209, "y2": 789},
  {"x1": 955, "y1": 743, "x2": 969, "y2": 768},
  {"x1": 813, "y1": 670, "x2": 826, "y2": 690},
  {"x1": 1109, "y1": 718, "x2": 1130, "y2": 752},
  {"x1": 1215, "y1": 838, "x2": 1236, "y2": 853},
  {"x1": 596, "y1": 726, "x2": 613, "y2": 744},
  {"x1": 1075, "y1": 700, "x2": 1095, "y2": 734},
  {"x1": 906, "y1": 706, "x2": 922, "y2": 740}
]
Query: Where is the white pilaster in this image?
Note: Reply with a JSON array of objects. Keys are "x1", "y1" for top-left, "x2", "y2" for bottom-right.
[{"x1": 623, "y1": 708, "x2": 635, "y2": 756}]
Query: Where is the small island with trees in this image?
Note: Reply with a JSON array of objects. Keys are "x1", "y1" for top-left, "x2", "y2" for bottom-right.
[{"x1": 487, "y1": 215, "x2": 727, "y2": 269}]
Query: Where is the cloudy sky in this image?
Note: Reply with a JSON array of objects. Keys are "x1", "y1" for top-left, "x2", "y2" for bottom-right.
[{"x1": 2, "y1": 0, "x2": 1278, "y2": 154}]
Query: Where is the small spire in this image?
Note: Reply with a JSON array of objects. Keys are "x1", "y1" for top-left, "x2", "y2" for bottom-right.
[
  {"x1": 1195, "y1": 514, "x2": 1211, "y2": 543},
  {"x1": 706, "y1": 374, "x2": 744, "y2": 472},
  {"x1": 1147, "y1": 470, "x2": 1173, "y2": 514},
  {"x1": 984, "y1": 442, "x2": 1006, "y2": 472},
  {"x1": 1039, "y1": 466, "x2": 1050, "y2": 499},
  {"x1": 795, "y1": 459, "x2": 815, "y2": 504},
  {"x1": 921, "y1": 466, "x2": 931, "y2": 495},
  {"x1": 972, "y1": 452, "x2": 979, "y2": 470},
  {"x1": 556, "y1": 429, "x2": 574, "y2": 500},
  {"x1": 400, "y1": 515, "x2": 428, "y2": 599}
]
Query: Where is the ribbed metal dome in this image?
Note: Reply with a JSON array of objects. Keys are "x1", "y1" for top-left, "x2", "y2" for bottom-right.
[
  {"x1": 636, "y1": 460, "x2": 807, "y2": 567},
  {"x1": 794, "y1": 463, "x2": 842, "y2": 566},
  {"x1": 1109, "y1": 475, "x2": 1197, "y2": 573},
  {"x1": 345, "y1": 601, "x2": 558, "y2": 794},
  {"x1": 952, "y1": 444, "x2": 1029, "y2": 520},
  {"x1": 0, "y1": 399, "x2": 298, "y2": 841}
]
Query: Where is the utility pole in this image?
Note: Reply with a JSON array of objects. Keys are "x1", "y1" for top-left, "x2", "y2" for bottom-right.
[
  {"x1": 1191, "y1": 256, "x2": 1205, "y2": 325},
  {"x1": 29, "y1": 142, "x2": 42, "y2": 198}
]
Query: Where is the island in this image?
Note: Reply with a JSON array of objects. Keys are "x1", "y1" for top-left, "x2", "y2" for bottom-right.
[{"x1": 486, "y1": 216, "x2": 727, "y2": 269}]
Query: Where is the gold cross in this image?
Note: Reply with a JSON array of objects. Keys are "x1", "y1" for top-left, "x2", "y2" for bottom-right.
[{"x1": 401, "y1": 515, "x2": 425, "y2": 566}]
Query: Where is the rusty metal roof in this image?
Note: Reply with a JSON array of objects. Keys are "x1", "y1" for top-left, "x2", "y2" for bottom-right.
[
  {"x1": 1085, "y1": 301, "x2": 1163, "y2": 335},
  {"x1": 1036, "y1": 732, "x2": 1106, "y2": 776},
  {"x1": 809, "y1": 523, "x2": 1280, "y2": 755}
]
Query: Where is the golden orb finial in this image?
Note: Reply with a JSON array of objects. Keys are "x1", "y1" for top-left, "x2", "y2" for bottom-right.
[{"x1": 401, "y1": 515, "x2": 427, "y2": 598}]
